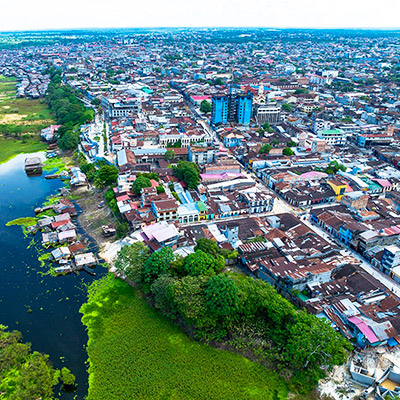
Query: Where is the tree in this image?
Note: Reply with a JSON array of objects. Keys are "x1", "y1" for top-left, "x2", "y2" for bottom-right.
[
  {"x1": 271, "y1": 139, "x2": 280, "y2": 146},
  {"x1": 282, "y1": 103, "x2": 292, "y2": 112},
  {"x1": 284, "y1": 311, "x2": 351, "y2": 392},
  {"x1": 96, "y1": 164, "x2": 119, "y2": 187},
  {"x1": 114, "y1": 242, "x2": 150, "y2": 282},
  {"x1": 141, "y1": 247, "x2": 174, "y2": 287},
  {"x1": 260, "y1": 143, "x2": 272, "y2": 154},
  {"x1": 194, "y1": 238, "x2": 220, "y2": 259},
  {"x1": 0, "y1": 325, "x2": 61, "y2": 399},
  {"x1": 182, "y1": 250, "x2": 218, "y2": 277},
  {"x1": 116, "y1": 222, "x2": 129, "y2": 239},
  {"x1": 294, "y1": 88, "x2": 309, "y2": 94},
  {"x1": 200, "y1": 100, "x2": 211, "y2": 114},
  {"x1": 171, "y1": 276, "x2": 211, "y2": 327},
  {"x1": 132, "y1": 175, "x2": 152, "y2": 196},
  {"x1": 156, "y1": 185, "x2": 165, "y2": 194},
  {"x1": 57, "y1": 130, "x2": 79, "y2": 150},
  {"x1": 60, "y1": 367, "x2": 76, "y2": 387},
  {"x1": 173, "y1": 161, "x2": 200, "y2": 189},
  {"x1": 91, "y1": 98, "x2": 101, "y2": 106},
  {"x1": 283, "y1": 147, "x2": 294, "y2": 156},
  {"x1": 324, "y1": 160, "x2": 347, "y2": 175},
  {"x1": 287, "y1": 140, "x2": 297, "y2": 147},
  {"x1": 150, "y1": 275, "x2": 176, "y2": 315},
  {"x1": 164, "y1": 150, "x2": 175, "y2": 162},
  {"x1": 213, "y1": 77, "x2": 225, "y2": 86},
  {"x1": 262, "y1": 122, "x2": 273, "y2": 132},
  {"x1": 204, "y1": 275, "x2": 239, "y2": 318}
]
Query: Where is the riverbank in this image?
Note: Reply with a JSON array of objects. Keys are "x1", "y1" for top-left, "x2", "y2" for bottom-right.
[{"x1": 81, "y1": 275, "x2": 289, "y2": 400}]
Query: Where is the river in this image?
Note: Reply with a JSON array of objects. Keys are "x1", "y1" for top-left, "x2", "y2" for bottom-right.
[{"x1": 0, "y1": 152, "x2": 103, "y2": 399}]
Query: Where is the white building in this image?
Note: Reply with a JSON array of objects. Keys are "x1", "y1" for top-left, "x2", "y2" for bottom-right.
[{"x1": 317, "y1": 129, "x2": 346, "y2": 146}]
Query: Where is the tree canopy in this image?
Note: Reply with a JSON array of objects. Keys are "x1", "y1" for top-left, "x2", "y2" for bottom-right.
[
  {"x1": 200, "y1": 100, "x2": 212, "y2": 114},
  {"x1": 132, "y1": 174, "x2": 152, "y2": 196},
  {"x1": 260, "y1": 143, "x2": 272, "y2": 154},
  {"x1": 173, "y1": 161, "x2": 200, "y2": 189},
  {"x1": 96, "y1": 164, "x2": 119, "y2": 187},
  {"x1": 114, "y1": 242, "x2": 150, "y2": 282},
  {"x1": 0, "y1": 324, "x2": 75, "y2": 399},
  {"x1": 141, "y1": 247, "x2": 175, "y2": 287}
]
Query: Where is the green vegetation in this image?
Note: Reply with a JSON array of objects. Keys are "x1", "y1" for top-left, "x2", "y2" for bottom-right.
[
  {"x1": 116, "y1": 222, "x2": 129, "y2": 239},
  {"x1": 283, "y1": 147, "x2": 294, "y2": 156},
  {"x1": 0, "y1": 324, "x2": 75, "y2": 399},
  {"x1": 6, "y1": 217, "x2": 38, "y2": 228},
  {"x1": 200, "y1": 100, "x2": 211, "y2": 114},
  {"x1": 331, "y1": 81, "x2": 355, "y2": 92},
  {"x1": 42, "y1": 156, "x2": 73, "y2": 173},
  {"x1": 0, "y1": 136, "x2": 47, "y2": 164},
  {"x1": 0, "y1": 75, "x2": 53, "y2": 141},
  {"x1": 168, "y1": 139, "x2": 182, "y2": 148},
  {"x1": 78, "y1": 153, "x2": 118, "y2": 188},
  {"x1": 315, "y1": 160, "x2": 347, "y2": 175},
  {"x1": 132, "y1": 174, "x2": 152, "y2": 196},
  {"x1": 107, "y1": 239, "x2": 351, "y2": 394},
  {"x1": 45, "y1": 67, "x2": 94, "y2": 150},
  {"x1": 0, "y1": 75, "x2": 53, "y2": 163},
  {"x1": 247, "y1": 235, "x2": 266, "y2": 243},
  {"x1": 96, "y1": 164, "x2": 119, "y2": 188},
  {"x1": 156, "y1": 185, "x2": 165, "y2": 194},
  {"x1": 60, "y1": 367, "x2": 76, "y2": 387},
  {"x1": 81, "y1": 276, "x2": 288, "y2": 400},
  {"x1": 164, "y1": 149, "x2": 175, "y2": 161},
  {"x1": 104, "y1": 188, "x2": 120, "y2": 219},
  {"x1": 173, "y1": 161, "x2": 200, "y2": 189},
  {"x1": 260, "y1": 143, "x2": 272, "y2": 154}
]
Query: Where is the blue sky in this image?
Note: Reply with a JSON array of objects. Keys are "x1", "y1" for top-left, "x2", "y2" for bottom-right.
[{"x1": 0, "y1": 0, "x2": 399, "y2": 31}]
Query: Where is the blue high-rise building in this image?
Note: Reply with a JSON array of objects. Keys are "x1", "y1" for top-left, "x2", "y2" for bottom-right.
[
  {"x1": 211, "y1": 95, "x2": 229, "y2": 125},
  {"x1": 211, "y1": 92, "x2": 252, "y2": 125},
  {"x1": 236, "y1": 94, "x2": 253, "y2": 125}
]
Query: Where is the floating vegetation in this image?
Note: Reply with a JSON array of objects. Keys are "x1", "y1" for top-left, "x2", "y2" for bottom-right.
[
  {"x1": 6, "y1": 217, "x2": 37, "y2": 227},
  {"x1": 43, "y1": 157, "x2": 68, "y2": 174},
  {"x1": 37, "y1": 209, "x2": 57, "y2": 218},
  {"x1": 38, "y1": 252, "x2": 52, "y2": 268},
  {"x1": 43, "y1": 194, "x2": 61, "y2": 206}
]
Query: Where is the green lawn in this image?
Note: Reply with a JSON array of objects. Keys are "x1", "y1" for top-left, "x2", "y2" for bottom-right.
[
  {"x1": 0, "y1": 136, "x2": 47, "y2": 164},
  {"x1": 81, "y1": 276, "x2": 288, "y2": 400}
]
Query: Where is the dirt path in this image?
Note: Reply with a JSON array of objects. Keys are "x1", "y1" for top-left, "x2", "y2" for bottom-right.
[{"x1": 73, "y1": 186, "x2": 118, "y2": 250}]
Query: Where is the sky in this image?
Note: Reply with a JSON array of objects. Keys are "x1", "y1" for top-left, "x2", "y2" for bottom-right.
[{"x1": 0, "y1": 0, "x2": 400, "y2": 32}]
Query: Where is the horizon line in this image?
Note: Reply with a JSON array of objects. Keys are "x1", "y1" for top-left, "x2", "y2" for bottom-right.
[{"x1": 1, "y1": 26, "x2": 400, "y2": 35}]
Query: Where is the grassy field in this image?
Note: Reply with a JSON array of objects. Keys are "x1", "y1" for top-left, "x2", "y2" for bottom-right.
[
  {"x1": 0, "y1": 75, "x2": 52, "y2": 163},
  {"x1": 0, "y1": 75, "x2": 53, "y2": 137},
  {"x1": 0, "y1": 136, "x2": 48, "y2": 164},
  {"x1": 80, "y1": 276, "x2": 289, "y2": 400}
]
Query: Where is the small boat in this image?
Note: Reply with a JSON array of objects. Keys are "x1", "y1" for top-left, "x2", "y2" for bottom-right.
[
  {"x1": 54, "y1": 265, "x2": 72, "y2": 274},
  {"x1": 72, "y1": 269, "x2": 79, "y2": 275},
  {"x1": 83, "y1": 266, "x2": 96, "y2": 276}
]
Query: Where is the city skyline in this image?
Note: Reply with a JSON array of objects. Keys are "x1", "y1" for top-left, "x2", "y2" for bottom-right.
[{"x1": 0, "y1": 0, "x2": 400, "y2": 32}]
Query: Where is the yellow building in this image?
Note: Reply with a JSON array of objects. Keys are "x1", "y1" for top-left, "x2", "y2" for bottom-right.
[{"x1": 327, "y1": 179, "x2": 347, "y2": 201}]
